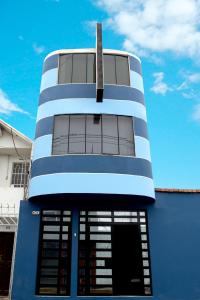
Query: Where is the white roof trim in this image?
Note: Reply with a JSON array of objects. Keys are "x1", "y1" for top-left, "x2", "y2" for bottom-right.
[
  {"x1": 0, "y1": 119, "x2": 32, "y2": 145},
  {"x1": 44, "y1": 48, "x2": 141, "y2": 63}
]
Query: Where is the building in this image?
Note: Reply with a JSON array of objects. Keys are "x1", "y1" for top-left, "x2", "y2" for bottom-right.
[
  {"x1": 0, "y1": 119, "x2": 32, "y2": 297},
  {"x1": 11, "y1": 25, "x2": 200, "y2": 300}
]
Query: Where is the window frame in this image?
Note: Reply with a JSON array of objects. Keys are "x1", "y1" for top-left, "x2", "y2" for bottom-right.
[
  {"x1": 52, "y1": 114, "x2": 135, "y2": 157},
  {"x1": 10, "y1": 161, "x2": 30, "y2": 188},
  {"x1": 36, "y1": 210, "x2": 72, "y2": 296},
  {"x1": 57, "y1": 53, "x2": 131, "y2": 87},
  {"x1": 78, "y1": 210, "x2": 152, "y2": 296}
]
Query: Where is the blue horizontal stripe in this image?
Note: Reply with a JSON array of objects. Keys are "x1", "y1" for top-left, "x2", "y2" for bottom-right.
[
  {"x1": 43, "y1": 54, "x2": 58, "y2": 74},
  {"x1": 129, "y1": 56, "x2": 142, "y2": 74},
  {"x1": 35, "y1": 115, "x2": 148, "y2": 139},
  {"x1": 31, "y1": 155, "x2": 153, "y2": 179},
  {"x1": 39, "y1": 84, "x2": 144, "y2": 105}
]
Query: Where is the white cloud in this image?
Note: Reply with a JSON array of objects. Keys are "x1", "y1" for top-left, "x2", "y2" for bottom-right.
[
  {"x1": 33, "y1": 43, "x2": 45, "y2": 54},
  {"x1": 0, "y1": 89, "x2": 29, "y2": 116},
  {"x1": 93, "y1": 0, "x2": 200, "y2": 59},
  {"x1": 150, "y1": 72, "x2": 172, "y2": 95},
  {"x1": 192, "y1": 104, "x2": 200, "y2": 122}
]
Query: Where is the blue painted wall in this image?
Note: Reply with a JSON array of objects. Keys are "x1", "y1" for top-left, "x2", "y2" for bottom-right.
[{"x1": 11, "y1": 191, "x2": 200, "y2": 300}]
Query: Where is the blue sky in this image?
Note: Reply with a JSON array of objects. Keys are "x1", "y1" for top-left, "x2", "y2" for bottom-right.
[{"x1": 1, "y1": 0, "x2": 200, "y2": 188}]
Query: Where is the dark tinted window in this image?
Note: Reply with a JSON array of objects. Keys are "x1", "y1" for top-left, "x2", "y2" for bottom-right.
[
  {"x1": 72, "y1": 54, "x2": 87, "y2": 83},
  {"x1": 58, "y1": 54, "x2": 95, "y2": 84},
  {"x1": 58, "y1": 54, "x2": 130, "y2": 85},
  {"x1": 104, "y1": 55, "x2": 116, "y2": 84},
  {"x1": 52, "y1": 114, "x2": 134, "y2": 156}
]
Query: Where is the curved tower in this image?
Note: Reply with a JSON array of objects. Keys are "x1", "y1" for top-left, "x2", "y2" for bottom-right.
[
  {"x1": 12, "y1": 24, "x2": 155, "y2": 300},
  {"x1": 30, "y1": 47, "x2": 154, "y2": 201}
]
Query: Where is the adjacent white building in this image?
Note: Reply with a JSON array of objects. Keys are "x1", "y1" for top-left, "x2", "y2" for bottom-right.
[{"x1": 0, "y1": 119, "x2": 32, "y2": 297}]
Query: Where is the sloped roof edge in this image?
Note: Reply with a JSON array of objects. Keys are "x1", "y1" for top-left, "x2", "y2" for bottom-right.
[
  {"x1": 0, "y1": 119, "x2": 32, "y2": 145},
  {"x1": 156, "y1": 188, "x2": 200, "y2": 193}
]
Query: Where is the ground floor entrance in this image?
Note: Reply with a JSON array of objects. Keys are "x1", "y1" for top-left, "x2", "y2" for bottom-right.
[{"x1": 0, "y1": 232, "x2": 15, "y2": 296}]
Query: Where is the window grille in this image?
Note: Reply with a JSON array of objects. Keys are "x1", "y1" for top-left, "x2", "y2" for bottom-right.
[{"x1": 11, "y1": 162, "x2": 30, "y2": 188}]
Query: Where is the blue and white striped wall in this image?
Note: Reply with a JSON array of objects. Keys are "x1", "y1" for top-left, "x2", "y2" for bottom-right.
[{"x1": 29, "y1": 49, "x2": 155, "y2": 201}]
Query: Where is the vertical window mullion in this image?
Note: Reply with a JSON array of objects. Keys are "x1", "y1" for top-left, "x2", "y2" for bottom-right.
[{"x1": 57, "y1": 211, "x2": 63, "y2": 295}]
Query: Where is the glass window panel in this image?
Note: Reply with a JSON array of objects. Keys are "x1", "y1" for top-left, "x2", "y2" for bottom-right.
[
  {"x1": 115, "y1": 55, "x2": 130, "y2": 85},
  {"x1": 63, "y1": 217, "x2": 71, "y2": 222},
  {"x1": 102, "y1": 115, "x2": 118, "y2": 154},
  {"x1": 42, "y1": 217, "x2": 60, "y2": 222},
  {"x1": 95, "y1": 251, "x2": 112, "y2": 258},
  {"x1": 88, "y1": 211, "x2": 111, "y2": 216},
  {"x1": 62, "y1": 226, "x2": 68, "y2": 232},
  {"x1": 141, "y1": 234, "x2": 147, "y2": 241},
  {"x1": 114, "y1": 218, "x2": 137, "y2": 223},
  {"x1": 43, "y1": 226, "x2": 60, "y2": 232},
  {"x1": 88, "y1": 218, "x2": 112, "y2": 222},
  {"x1": 142, "y1": 252, "x2": 148, "y2": 258},
  {"x1": 80, "y1": 234, "x2": 86, "y2": 240},
  {"x1": 90, "y1": 287, "x2": 112, "y2": 295},
  {"x1": 95, "y1": 260, "x2": 105, "y2": 267},
  {"x1": 90, "y1": 226, "x2": 111, "y2": 232},
  {"x1": 42, "y1": 249, "x2": 59, "y2": 258},
  {"x1": 87, "y1": 54, "x2": 95, "y2": 83},
  {"x1": 118, "y1": 116, "x2": 134, "y2": 156},
  {"x1": 96, "y1": 243, "x2": 111, "y2": 249},
  {"x1": 53, "y1": 116, "x2": 69, "y2": 155},
  {"x1": 39, "y1": 287, "x2": 57, "y2": 294},
  {"x1": 59, "y1": 54, "x2": 72, "y2": 84},
  {"x1": 69, "y1": 115, "x2": 85, "y2": 153},
  {"x1": 144, "y1": 278, "x2": 150, "y2": 285},
  {"x1": 90, "y1": 234, "x2": 111, "y2": 241},
  {"x1": 140, "y1": 212, "x2": 146, "y2": 216},
  {"x1": 104, "y1": 55, "x2": 116, "y2": 84},
  {"x1": 96, "y1": 278, "x2": 113, "y2": 285},
  {"x1": 42, "y1": 241, "x2": 59, "y2": 249},
  {"x1": 41, "y1": 259, "x2": 59, "y2": 267},
  {"x1": 63, "y1": 211, "x2": 71, "y2": 215},
  {"x1": 43, "y1": 234, "x2": 59, "y2": 240},
  {"x1": 41, "y1": 268, "x2": 58, "y2": 276},
  {"x1": 40, "y1": 277, "x2": 58, "y2": 285},
  {"x1": 43, "y1": 210, "x2": 61, "y2": 215},
  {"x1": 86, "y1": 115, "x2": 101, "y2": 154},
  {"x1": 72, "y1": 54, "x2": 87, "y2": 83},
  {"x1": 143, "y1": 260, "x2": 149, "y2": 267},
  {"x1": 144, "y1": 269, "x2": 150, "y2": 276},
  {"x1": 62, "y1": 234, "x2": 68, "y2": 240},
  {"x1": 80, "y1": 224, "x2": 85, "y2": 232},
  {"x1": 114, "y1": 211, "x2": 137, "y2": 216},
  {"x1": 142, "y1": 243, "x2": 148, "y2": 249},
  {"x1": 95, "y1": 269, "x2": 112, "y2": 276}
]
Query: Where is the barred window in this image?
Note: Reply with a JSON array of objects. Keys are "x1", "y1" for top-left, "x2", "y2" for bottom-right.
[
  {"x1": 52, "y1": 114, "x2": 135, "y2": 156},
  {"x1": 78, "y1": 211, "x2": 152, "y2": 296},
  {"x1": 36, "y1": 210, "x2": 72, "y2": 296},
  {"x1": 58, "y1": 54, "x2": 130, "y2": 86},
  {"x1": 11, "y1": 162, "x2": 30, "y2": 188}
]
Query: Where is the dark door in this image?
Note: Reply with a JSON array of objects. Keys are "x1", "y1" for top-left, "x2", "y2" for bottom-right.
[
  {"x1": 112, "y1": 224, "x2": 144, "y2": 295},
  {"x1": 0, "y1": 232, "x2": 15, "y2": 296}
]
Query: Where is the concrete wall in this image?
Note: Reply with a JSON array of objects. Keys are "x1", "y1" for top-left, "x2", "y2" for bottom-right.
[{"x1": 11, "y1": 191, "x2": 200, "y2": 300}]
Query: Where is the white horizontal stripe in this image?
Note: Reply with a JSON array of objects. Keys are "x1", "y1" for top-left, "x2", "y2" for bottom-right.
[
  {"x1": 135, "y1": 136, "x2": 151, "y2": 161},
  {"x1": 32, "y1": 135, "x2": 151, "y2": 162},
  {"x1": 130, "y1": 70, "x2": 144, "y2": 94},
  {"x1": 37, "y1": 99, "x2": 147, "y2": 122},
  {"x1": 29, "y1": 173, "x2": 155, "y2": 199},
  {"x1": 32, "y1": 135, "x2": 52, "y2": 161},
  {"x1": 40, "y1": 68, "x2": 58, "y2": 92}
]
